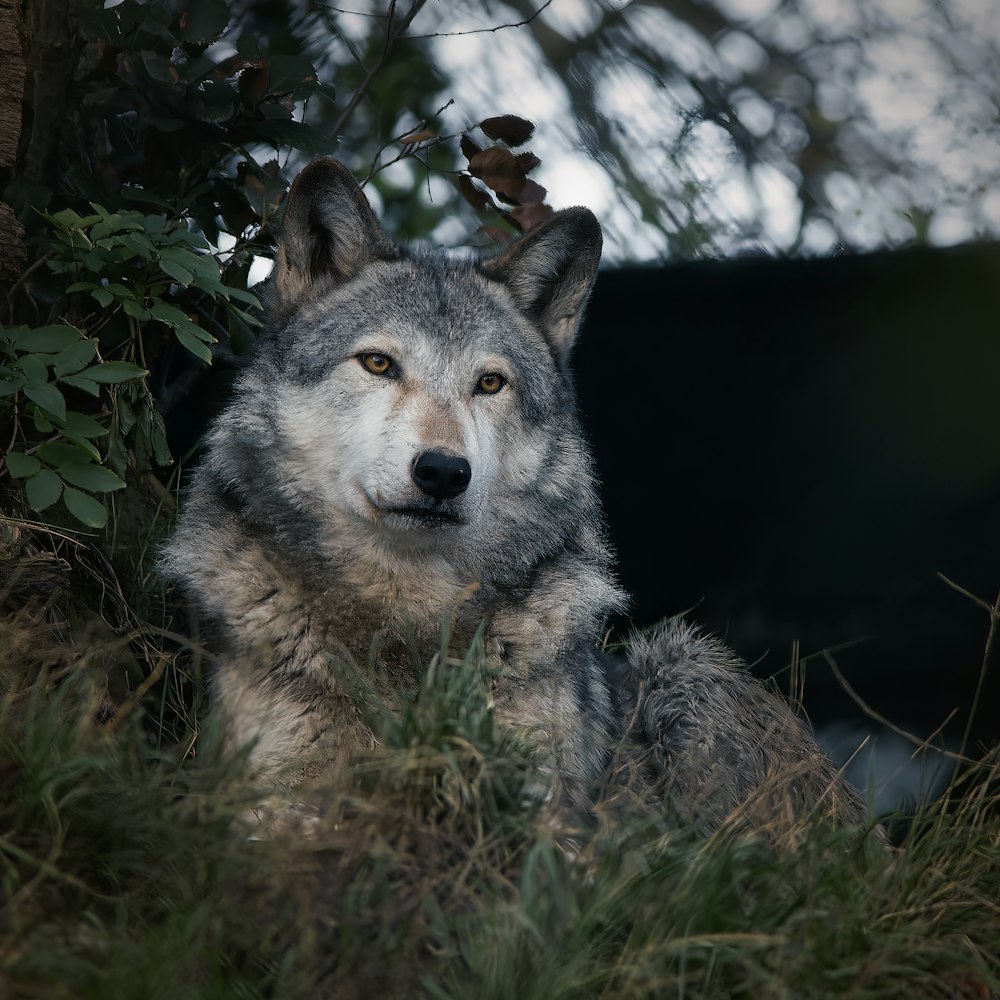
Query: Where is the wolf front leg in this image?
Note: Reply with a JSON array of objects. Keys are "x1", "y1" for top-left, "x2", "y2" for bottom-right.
[
  {"x1": 211, "y1": 636, "x2": 376, "y2": 788},
  {"x1": 490, "y1": 644, "x2": 619, "y2": 817}
]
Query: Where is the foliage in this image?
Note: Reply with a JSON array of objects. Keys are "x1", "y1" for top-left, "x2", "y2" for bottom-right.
[
  {"x1": 46, "y1": 204, "x2": 261, "y2": 365},
  {"x1": 1, "y1": 202, "x2": 262, "y2": 527},
  {"x1": 0, "y1": 320, "x2": 139, "y2": 527}
]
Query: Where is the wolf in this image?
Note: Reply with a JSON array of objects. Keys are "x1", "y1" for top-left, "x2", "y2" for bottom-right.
[{"x1": 162, "y1": 158, "x2": 868, "y2": 832}]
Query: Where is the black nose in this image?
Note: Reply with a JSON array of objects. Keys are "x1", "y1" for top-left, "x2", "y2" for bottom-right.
[{"x1": 411, "y1": 450, "x2": 472, "y2": 500}]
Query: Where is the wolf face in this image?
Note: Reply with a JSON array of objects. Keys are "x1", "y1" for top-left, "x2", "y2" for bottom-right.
[{"x1": 269, "y1": 254, "x2": 570, "y2": 559}]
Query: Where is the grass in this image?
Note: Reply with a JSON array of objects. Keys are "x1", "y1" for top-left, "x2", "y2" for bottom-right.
[{"x1": 1, "y1": 516, "x2": 998, "y2": 999}]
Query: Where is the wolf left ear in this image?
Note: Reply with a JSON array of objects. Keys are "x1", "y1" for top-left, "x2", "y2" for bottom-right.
[
  {"x1": 478, "y1": 208, "x2": 602, "y2": 359},
  {"x1": 274, "y1": 158, "x2": 398, "y2": 304}
]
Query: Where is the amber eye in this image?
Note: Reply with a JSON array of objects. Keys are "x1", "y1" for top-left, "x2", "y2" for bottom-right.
[
  {"x1": 359, "y1": 352, "x2": 392, "y2": 376},
  {"x1": 477, "y1": 373, "x2": 506, "y2": 395}
]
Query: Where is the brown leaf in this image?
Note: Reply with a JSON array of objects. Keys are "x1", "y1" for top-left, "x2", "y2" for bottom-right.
[
  {"x1": 238, "y1": 63, "x2": 270, "y2": 111},
  {"x1": 458, "y1": 175, "x2": 492, "y2": 212},
  {"x1": 399, "y1": 129, "x2": 436, "y2": 145},
  {"x1": 518, "y1": 178, "x2": 547, "y2": 205},
  {"x1": 468, "y1": 147, "x2": 518, "y2": 179},
  {"x1": 509, "y1": 202, "x2": 555, "y2": 235},
  {"x1": 513, "y1": 151, "x2": 541, "y2": 175},
  {"x1": 480, "y1": 115, "x2": 535, "y2": 147},
  {"x1": 460, "y1": 133, "x2": 483, "y2": 163}
]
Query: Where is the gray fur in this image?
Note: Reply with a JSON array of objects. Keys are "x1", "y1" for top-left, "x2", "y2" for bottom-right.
[
  {"x1": 162, "y1": 157, "x2": 868, "y2": 831},
  {"x1": 619, "y1": 618, "x2": 869, "y2": 833}
]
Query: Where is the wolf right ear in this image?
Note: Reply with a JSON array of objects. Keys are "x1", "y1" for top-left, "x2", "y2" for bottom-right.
[
  {"x1": 274, "y1": 158, "x2": 398, "y2": 304},
  {"x1": 478, "y1": 208, "x2": 602, "y2": 360}
]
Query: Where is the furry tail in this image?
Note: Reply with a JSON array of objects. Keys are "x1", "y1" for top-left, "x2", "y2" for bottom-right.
[{"x1": 618, "y1": 617, "x2": 869, "y2": 836}]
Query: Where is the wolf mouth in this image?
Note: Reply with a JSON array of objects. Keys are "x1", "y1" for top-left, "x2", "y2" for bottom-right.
[
  {"x1": 357, "y1": 488, "x2": 462, "y2": 527},
  {"x1": 383, "y1": 505, "x2": 463, "y2": 527}
]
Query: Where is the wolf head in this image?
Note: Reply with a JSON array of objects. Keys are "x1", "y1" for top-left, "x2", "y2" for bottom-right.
[{"x1": 184, "y1": 158, "x2": 615, "y2": 594}]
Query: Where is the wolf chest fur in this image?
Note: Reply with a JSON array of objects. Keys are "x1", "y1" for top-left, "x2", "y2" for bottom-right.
[{"x1": 163, "y1": 158, "x2": 867, "y2": 829}]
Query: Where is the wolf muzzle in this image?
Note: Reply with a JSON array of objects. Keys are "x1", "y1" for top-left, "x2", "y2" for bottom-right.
[{"x1": 411, "y1": 450, "x2": 472, "y2": 500}]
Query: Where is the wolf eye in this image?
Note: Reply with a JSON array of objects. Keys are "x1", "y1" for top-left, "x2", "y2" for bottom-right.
[
  {"x1": 476, "y1": 373, "x2": 506, "y2": 395},
  {"x1": 359, "y1": 352, "x2": 393, "y2": 376}
]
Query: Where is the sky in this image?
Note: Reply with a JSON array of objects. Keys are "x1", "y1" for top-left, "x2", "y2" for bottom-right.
[{"x1": 338, "y1": 0, "x2": 1000, "y2": 263}]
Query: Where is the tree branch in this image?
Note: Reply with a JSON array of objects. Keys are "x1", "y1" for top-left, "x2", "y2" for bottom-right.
[{"x1": 330, "y1": 0, "x2": 429, "y2": 138}]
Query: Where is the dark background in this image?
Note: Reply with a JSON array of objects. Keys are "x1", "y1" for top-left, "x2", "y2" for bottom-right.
[{"x1": 576, "y1": 242, "x2": 1000, "y2": 762}]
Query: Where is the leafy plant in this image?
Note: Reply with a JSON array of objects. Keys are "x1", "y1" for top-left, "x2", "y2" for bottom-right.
[
  {"x1": 0, "y1": 322, "x2": 143, "y2": 527},
  {"x1": 1, "y1": 201, "x2": 263, "y2": 528},
  {"x1": 47, "y1": 204, "x2": 260, "y2": 365}
]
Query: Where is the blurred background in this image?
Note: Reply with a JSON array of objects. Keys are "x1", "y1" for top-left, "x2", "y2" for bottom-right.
[{"x1": 5, "y1": 0, "x2": 999, "y2": 813}]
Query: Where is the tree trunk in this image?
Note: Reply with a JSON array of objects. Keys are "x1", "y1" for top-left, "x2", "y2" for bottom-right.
[{"x1": 0, "y1": 0, "x2": 26, "y2": 286}]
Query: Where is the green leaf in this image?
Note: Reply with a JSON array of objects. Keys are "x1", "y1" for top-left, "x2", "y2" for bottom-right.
[
  {"x1": 159, "y1": 258, "x2": 194, "y2": 285},
  {"x1": 149, "y1": 301, "x2": 191, "y2": 326},
  {"x1": 202, "y1": 277, "x2": 229, "y2": 298},
  {"x1": 48, "y1": 208, "x2": 84, "y2": 229},
  {"x1": 164, "y1": 230, "x2": 211, "y2": 250},
  {"x1": 174, "y1": 326, "x2": 213, "y2": 363},
  {"x1": 0, "y1": 324, "x2": 25, "y2": 345},
  {"x1": 54, "y1": 339, "x2": 98, "y2": 377},
  {"x1": 66, "y1": 281, "x2": 98, "y2": 293},
  {"x1": 122, "y1": 298, "x2": 151, "y2": 320},
  {"x1": 63, "y1": 487, "x2": 108, "y2": 528},
  {"x1": 62, "y1": 435, "x2": 101, "y2": 462},
  {"x1": 117, "y1": 394, "x2": 137, "y2": 436},
  {"x1": 121, "y1": 233, "x2": 157, "y2": 258},
  {"x1": 60, "y1": 410, "x2": 108, "y2": 439},
  {"x1": 76, "y1": 362, "x2": 148, "y2": 384},
  {"x1": 11, "y1": 325, "x2": 82, "y2": 353},
  {"x1": 4, "y1": 452, "x2": 41, "y2": 478},
  {"x1": 228, "y1": 306, "x2": 263, "y2": 328},
  {"x1": 33, "y1": 409, "x2": 53, "y2": 433},
  {"x1": 14, "y1": 355, "x2": 50, "y2": 386},
  {"x1": 0, "y1": 381, "x2": 21, "y2": 398},
  {"x1": 59, "y1": 461, "x2": 125, "y2": 492},
  {"x1": 146, "y1": 407, "x2": 173, "y2": 467},
  {"x1": 25, "y1": 470, "x2": 63, "y2": 511},
  {"x1": 91, "y1": 287, "x2": 115, "y2": 308},
  {"x1": 38, "y1": 441, "x2": 93, "y2": 467},
  {"x1": 225, "y1": 286, "x2": 263, "y2": 308},
  {"x1": 167, "y1": 256, "x2": 217, "y2": 283},
  {"x1": 24, "y1": 384, "x2": 66, "y2": 421},
  {"x1": 150, "y1": 302, "x2": 215, "y2": 342},
  {"x1": 60, "y1": 375, "x2": 100, "y2": 396}
]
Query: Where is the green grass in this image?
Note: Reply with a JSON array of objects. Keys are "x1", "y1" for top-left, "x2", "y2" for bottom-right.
[{"x1": 1, "y1": 524, "x2": 998, "y2": 999}]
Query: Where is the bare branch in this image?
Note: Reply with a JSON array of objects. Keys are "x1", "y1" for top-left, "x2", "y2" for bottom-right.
[
  {"x1": 330, "y1": 0, "x2": 430, "y2": 137},
  {"x1": 360, "y1": 98, "x2": 456, "y2": 186},
  {"x1": 937, "y1": 572, "x2": 998, "y2": 616},
  {"x1": 824, "y1": 651, "x2": 979, "y2": 765},
  {"x1": 404, "y1": 0, "x2": 556, "y2": 40}
]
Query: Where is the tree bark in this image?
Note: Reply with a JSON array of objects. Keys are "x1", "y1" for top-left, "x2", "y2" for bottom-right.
[
  {"x1": 20, "y1": 0, "x2": 74, "y2": 188},
  {"x1": 0, "y1": 0, "x2": 26, "y2": 285}
]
